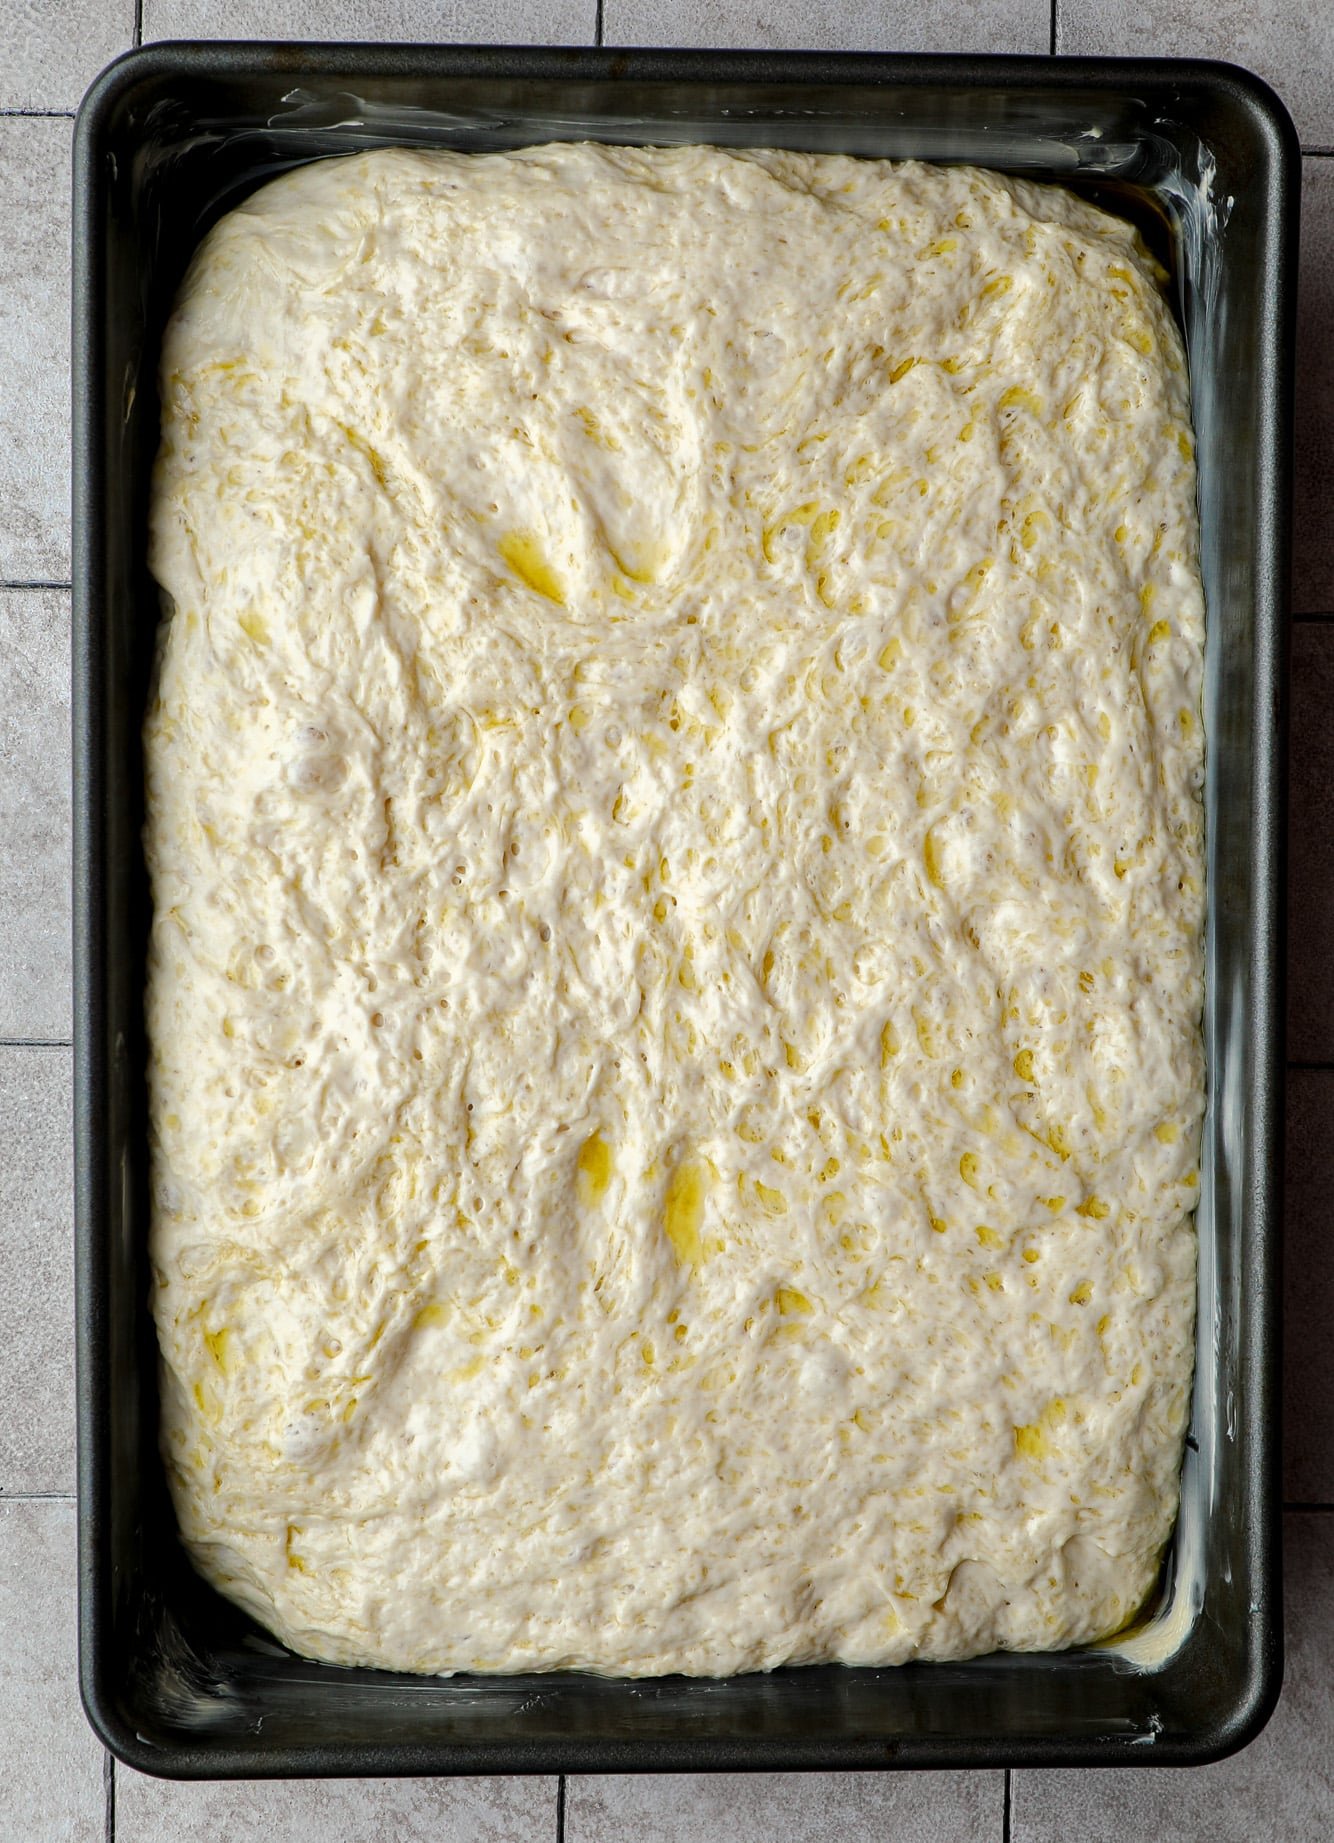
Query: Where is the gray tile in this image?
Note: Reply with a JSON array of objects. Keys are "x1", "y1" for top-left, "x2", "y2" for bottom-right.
[
  {"x1": 1288, "y1": 623, "x2": 1334, "y2": 1064},
  {"x1": 1060, "y1": 0, "x2": 1334, "y2": 148},
  {"x1": 0, "y1": 1498, "x2": 105, "y2": 1843},
  {"x1": 0, "y1": 590, "x2": 70, "y2": 1040},
  {"x1": 1295, "y1": 159, "x2": 1334, "y2": 617},
  {"x1": 0, "y1": 1047, "x2": 74, "y2": 1493},
  {"x1": 604, "y1": 0, "x2": 1048, "y2": 54},
  {"x1": 0, "y1": 118, "x2": 71, "y2": 584},
  {"x1": 565, "y1": 1769, "x2": 1002, "y2": 1843},
  {"x1": 144, "y1": 0, "x2": 595, "y2": 43},
  {"x1": 117, "y1": 1770, "x2": 556, "y2": 1842},
  {"x1": 1285, "y1": 1073, "x2": 1334, "y2": 1504},
  {"x1": 1013, "y1": 1511, "x2": 1334, "y2": 1841},
  {"x1": 0, "y1": 0, "x2": 135, "y2": 114}
]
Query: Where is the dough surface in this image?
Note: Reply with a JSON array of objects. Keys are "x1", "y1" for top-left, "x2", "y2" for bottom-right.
[{"x1": 146, "y1": 144, "x2": 1205, "y2": 1676}]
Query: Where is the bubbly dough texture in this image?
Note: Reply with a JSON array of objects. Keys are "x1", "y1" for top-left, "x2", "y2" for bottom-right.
[{"x1": 146, "y1": 144, "x2": 1205, "y2": 1677}]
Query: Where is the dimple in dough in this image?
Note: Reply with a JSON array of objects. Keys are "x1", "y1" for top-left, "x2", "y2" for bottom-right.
[{"x1": 145, "y1": 143, "x2": 1205, "y2": 1677}]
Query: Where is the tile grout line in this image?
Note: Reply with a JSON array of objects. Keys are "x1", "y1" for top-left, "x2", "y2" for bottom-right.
[
  {"x1": 1003, "y1": 1767, "x2": 1013, "y2": 1842},
  {"x1": 594, "y1": 0, "x2": 603, "y2": 48},
  {"x1": 0, "y1": 108, "x2": 75, "y2": 120},
  {"x1": 0, "y1": 579, "x2": 72, "y2": 591},
  {"x1": 1049, "y1": 0, "x2": 1057, "y2": 57},
  {"x1": 0, "y1": 1039, "x2": 73, "y2": 1049},
  {"x1": 135, "y1": 0, "x2": 144, "y2": 49},
  {"x1": 0, "y1": 1491, "x2": 76, "y2": 1500},
  {"x1": 556, "y1": 1774, "x2": 567, "y2": 1843},
  {"x1": 104, "y1": 1751, "x2": 115, "y2": 1843}
]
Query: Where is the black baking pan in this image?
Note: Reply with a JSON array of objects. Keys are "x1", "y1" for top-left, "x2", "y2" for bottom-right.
[{"x1": 72, "y1": 44, "x2": 1294, "y2": 1777}]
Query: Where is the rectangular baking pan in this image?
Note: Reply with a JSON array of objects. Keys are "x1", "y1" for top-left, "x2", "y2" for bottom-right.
[{"x1": 73, "y1": 44, "x2": 1294, "y2": 1776}]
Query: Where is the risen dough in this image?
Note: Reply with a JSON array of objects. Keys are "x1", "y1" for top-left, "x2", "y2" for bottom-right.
[{"x1": 145, "y1": 144, "x2": 1205, "y2": 1676}]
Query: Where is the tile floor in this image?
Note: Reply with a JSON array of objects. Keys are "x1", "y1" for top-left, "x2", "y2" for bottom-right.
[{"x1": 1, "y1": 1, "x2": 1330, "y2": 1838}]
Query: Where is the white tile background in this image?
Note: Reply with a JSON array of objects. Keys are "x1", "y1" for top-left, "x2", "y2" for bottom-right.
[{"x1": 3, "y1": 2, "x2": 1331, "y2": 1838}]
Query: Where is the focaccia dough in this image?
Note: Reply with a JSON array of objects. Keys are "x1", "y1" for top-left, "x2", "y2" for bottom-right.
[{"x1": 145, "y1": 144, "x2": 1205, "y2": 1676}]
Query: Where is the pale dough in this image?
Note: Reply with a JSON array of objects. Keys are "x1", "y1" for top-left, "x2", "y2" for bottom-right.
[{"x1": 145, "y1": 144, "x2": 1205, "y2": 1676}]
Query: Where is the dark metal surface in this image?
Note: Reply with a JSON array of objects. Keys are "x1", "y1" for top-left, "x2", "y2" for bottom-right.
[{"x1": 72, "y1": 43, "x2": 1295, "y2": 1778}]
